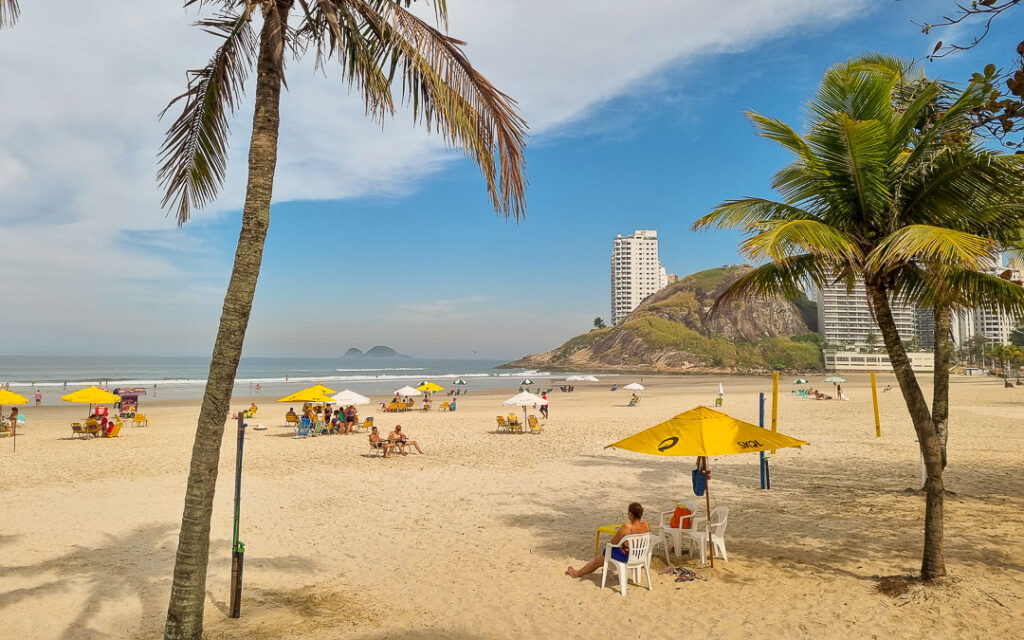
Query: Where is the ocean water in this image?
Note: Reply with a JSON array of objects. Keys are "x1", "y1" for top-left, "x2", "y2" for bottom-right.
[{"x1": 0, "y1": 355, "x2": 573, "y2": 404}]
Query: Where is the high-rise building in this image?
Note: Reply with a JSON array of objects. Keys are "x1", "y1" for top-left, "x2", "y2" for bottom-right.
[
  {"x1": 610, "y1": 230, "x2": 670, "y2": 326},
  {"x1": 812, "y1": 277, "x2": 917, "y2": 349}
]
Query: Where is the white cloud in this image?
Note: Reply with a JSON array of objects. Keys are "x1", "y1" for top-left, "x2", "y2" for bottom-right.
[{"x1": 0, "y1": 0, "x2": 871, "y2": 355}]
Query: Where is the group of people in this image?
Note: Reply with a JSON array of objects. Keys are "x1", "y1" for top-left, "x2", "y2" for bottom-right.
[
  {"x1": 291, "y1": 402, "x2": 360, "y2": 433},
  {"x1": 368, "y1": 424, "x2": 424, "y2": 458},
  {"x1": 558, "y1": 385, "x2": 576, "y2": 393}
]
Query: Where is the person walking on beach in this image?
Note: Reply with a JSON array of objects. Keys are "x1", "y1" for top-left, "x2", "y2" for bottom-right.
[
  {"x1": 255, "y1": 383, "x2": 261, "y2": 396},
  {"x1": 34, "y1": 390, "x2": 42, "y2": 406},
  {"x1": 540, "y1": 392, "x2": 549, "y2": 419},
  {"x1": 566, "y1": 502, "x2": 649, "y2": 578}
]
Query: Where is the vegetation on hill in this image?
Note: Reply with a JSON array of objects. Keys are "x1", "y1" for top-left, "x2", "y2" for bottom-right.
[{"x1": 506, "y1": 265, "x2": 823, "y2": 373}]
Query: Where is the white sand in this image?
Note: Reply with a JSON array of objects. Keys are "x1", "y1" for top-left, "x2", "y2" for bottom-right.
[{"x1": 0, "y1": 374, "x2": 1021, "y2": 639}]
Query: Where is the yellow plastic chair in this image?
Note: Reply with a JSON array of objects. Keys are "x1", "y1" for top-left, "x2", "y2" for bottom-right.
[
  {"x1": 103, "y1": 422, "x2": 123, "y2": 438},
  {"x1": 132, "y1": 414, "x2": 149, "y2": 428},
  {"x1": 398, "y1": 402, "x2": 407, "y2": 412},
  {"x1": 528, "y1": 415, "x2": 543, "y2": 434}
]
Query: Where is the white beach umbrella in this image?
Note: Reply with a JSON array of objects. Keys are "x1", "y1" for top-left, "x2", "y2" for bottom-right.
[
  {"x1": 565, "y1": 375, "x2": 584, "y2": 381},
  {"x1": 393, "y1": 385, "x2": 421, "y2": 397},
  {"x1": 582, "y1": 375, "x2": 600, "y2": 382},
  {"x1": 623, "y1": 383, "x2": 644, "y2": 391},
  {"x1": 502, "y1": 391, "x2": 548, "y2": 426},
  {"x1": 717, "y1": 383, "x2": 725, "y2": 396},
  {"x1": 330, "y1": 389, "x2": 370, "y2": 405}
]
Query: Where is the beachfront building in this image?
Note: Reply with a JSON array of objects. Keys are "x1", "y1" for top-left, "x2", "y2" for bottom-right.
[
  {"x1": 812, "y1": 277, "x2": 917, "y2": 350},
  {"x1": 824, "y1": 350, "x2": 934, "y2": 372},
  {"x1": 949, "y1": 259, "x2": 1023, "y2": 348},
  {"x1": 610, "y1": 229, "x2": 670, "y2": 326}
]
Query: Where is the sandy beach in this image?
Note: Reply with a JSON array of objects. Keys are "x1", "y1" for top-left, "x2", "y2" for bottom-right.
[{"x1": 0, "y1": 374, "x2": 1021, "y2": 639}]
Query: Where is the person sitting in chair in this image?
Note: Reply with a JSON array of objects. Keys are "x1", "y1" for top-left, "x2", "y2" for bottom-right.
[
  {"x1": 448, "y1": 398, "x2": 457, "y2": 411},
  {"x1": 369, "y1": 427, "x2": 393, "y2": 458},
  {"x1": 389, "y1": 424, "x2": 424, "y2": 455},
  {"x1": 566, "y1": 502, "x2": 649, "y2": 578}
]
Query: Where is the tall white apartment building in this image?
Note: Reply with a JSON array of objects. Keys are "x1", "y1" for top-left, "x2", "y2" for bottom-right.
[
  {"x1": 610, "y1": 230, "x2": 669, "y2": 326},
  {"x1": 812, "y1": 277, "x2": 917, "y2": 349}
]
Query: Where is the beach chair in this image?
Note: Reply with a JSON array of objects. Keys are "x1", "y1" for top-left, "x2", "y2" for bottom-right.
[
  {"x1": 687, "y1": 506, "x2": 729, "y2": 564},
  {"x1": 285, "y1": 412, "x2": 299, "y2": 427},
  {"x1": 714, "y1": 396, "x2": 723, "y2": 407},
  {"x1": 368, "y1": 435, "x2": 387, "y2": 457},
  {"x1": 657, "y1": 501, "x2": 697, "y2": 561},
  {"x1": 85, "y1": 419, "x2": 102, "y2": 437},
  {"x1": 495, "y1": 415, "x2": 509, "y2": 432},
  {"x1": 132, "y1": 414, "x2": 148, "y2": 428},
  {"x1": 397, "y1": 402, "x2": 407, "y2": 412},
  {"x1": 387, "y1": 402, "x2": 398, "y2": 413},
  {"x1": 70, "y1": 422, "x2": 86, "y2": 438},
  {"x1": 441, "y1": 402, "x2": 450, "y2": 411},
  {"x1": 295, "y1": 417, "x2": 312, "y2": 438},
  {"x1": 407, "y1": 399, "x2": 415, "y2": 410},
  {"x1": 528, "y1": 415, "x2": 543, "y2": 434},
  {"x1": 601, "y1": 533, "x2": 653, "y2": 596},
  {"x1": 103, "y1": 422, "x2": 123, "y2": 438},
  {"x1": 507, "y1": 414, "x2": 522, "y2": 433},
  {"x1": 353, "y1": 416, "x2": 373, "y2": 433},
  {"x1": 315, "y1": 419, "x2": 329, "y2": 435}
]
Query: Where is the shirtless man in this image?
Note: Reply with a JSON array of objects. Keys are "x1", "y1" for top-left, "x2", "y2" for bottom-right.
[
  {"x1": 369, "y1": 427, "x2": 394, "y2": 458},
  {"x1": 389, "y1": 424, "x2": 424, "y2": 455},
  {"x1": 566, "y1": 502, "x2": 650, "y2": 578}
]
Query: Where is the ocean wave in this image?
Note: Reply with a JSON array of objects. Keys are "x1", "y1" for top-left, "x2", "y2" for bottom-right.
[{"x1": 334, "y1": 367, "x2": 427, "y2": 372}]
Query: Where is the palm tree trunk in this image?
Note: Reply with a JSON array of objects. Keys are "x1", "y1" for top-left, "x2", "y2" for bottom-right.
[
  {"x1": 932, "y1": 304, "x2": 951, "y2": 470},
  {"x1": 865, "y1": 281, "x2": 946, "y2": 579},
  {"x1": 164, "y1": 9, "x2": 287, "y2": 640}
]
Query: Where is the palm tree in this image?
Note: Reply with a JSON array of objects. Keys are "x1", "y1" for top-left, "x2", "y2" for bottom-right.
[
  {"x1": 158, "y1": 2, "x2": 526, "y2": 638},
  {"x1": 693, "y1": 55, "x2": 1024, "y2": 579}
]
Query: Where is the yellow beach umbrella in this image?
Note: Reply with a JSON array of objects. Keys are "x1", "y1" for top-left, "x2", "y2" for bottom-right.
[
  {"x1": 0, "y1": 389, "x2": 29, "y2": 453},
  {"x1": 607, "y1": 405, "x2": 808, "y2": 567},
  {"x1": 416, "y1": 382, "x2": 444, "y2": 393},
  {"x1": 62, "y1": 386, "x2": 121, "y2": 404},
  {"x1": 277, "y1": 389, "x2": 335, "y2": 403}
]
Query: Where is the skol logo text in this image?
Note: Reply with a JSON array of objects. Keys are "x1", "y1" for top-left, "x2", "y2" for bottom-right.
[{"x1": 736, "y1": 440, "x2": 764, "y2": 449}]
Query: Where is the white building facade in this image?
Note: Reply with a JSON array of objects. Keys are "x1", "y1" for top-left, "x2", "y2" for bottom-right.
[
  {"x1": 610, "y1": 230, "x2": 669, "y2": 326},
  {"x1": 812, "y1": 277, "x2": 917, "y2": 350}
]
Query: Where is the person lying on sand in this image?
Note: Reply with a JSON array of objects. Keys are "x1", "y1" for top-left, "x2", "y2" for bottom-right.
[
  {"x1": 566, "y1": 502, "x2": 650, "y2": 578},
  {"x1": 389, "y1": 425, "x2": 424, "y2": 455},
  {"x1": 369, "y1": 427, "x2": 394, "y2": 458}
]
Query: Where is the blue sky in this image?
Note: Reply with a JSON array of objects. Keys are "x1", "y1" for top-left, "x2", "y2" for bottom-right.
[{"x1": 2, "y1": 1, "x2": 1020, "y2": 359}]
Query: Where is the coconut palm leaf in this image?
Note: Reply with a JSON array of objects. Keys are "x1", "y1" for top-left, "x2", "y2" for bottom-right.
[
  {"x1": 865, "y1": 225, "x2": 998, "y2": 273},
  {"x1": 710, "y1": 254, "x2": 826, "y2": 315},
  {"x1": 0, "y1": 0, "x2": 18, "y2": 28},
  {"x1": 158, "y1": 10, "x2": 258, "y2": 225},
  {"x1": 692, "y1": 198, "x2": 815, "y2": 231},
  {"x1": 351, "y1": 0, "x2": 527, "y2": 218},
  {"x1": 740, "y1": 219, "x2": 861, "y2": 263},
  {"x1": 295, "y1": 0, "x2": 395, "y2": 122}
]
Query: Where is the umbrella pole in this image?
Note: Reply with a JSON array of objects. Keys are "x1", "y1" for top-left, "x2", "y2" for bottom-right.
[{"x1": 706, "y1": 465, "x2": 713, "y2": 569}]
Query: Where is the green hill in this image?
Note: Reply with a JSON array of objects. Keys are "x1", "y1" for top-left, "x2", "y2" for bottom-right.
[{"x1": 504, "y1": 265, "x2": 822, "y2": 373}]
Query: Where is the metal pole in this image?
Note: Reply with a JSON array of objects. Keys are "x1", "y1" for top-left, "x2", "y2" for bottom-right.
[
  {"x1": 759, "y1": 392, "x2": 770, "y2": 490},
  {"x1": 229, "y1": 413, "x2": 246, "y2": 618},
  {"x1": 870, "y1": 371, "x2": 881, "y2": 437}
]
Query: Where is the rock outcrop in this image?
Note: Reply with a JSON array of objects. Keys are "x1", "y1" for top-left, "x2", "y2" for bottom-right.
[{"x1": 503, "y1": 265, "x2": 822, "y2": 373}]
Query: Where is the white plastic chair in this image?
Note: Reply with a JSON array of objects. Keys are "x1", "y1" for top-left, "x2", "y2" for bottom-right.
[
  {"x1": 657, "y1": 500, "x2": 698, "y2": 561},
  {"x1": 687, "y1": 506, "x2": 729, "y2": 564},
  {"x1": 600, "y1": 533, "x2": 652, "y2": 596}
]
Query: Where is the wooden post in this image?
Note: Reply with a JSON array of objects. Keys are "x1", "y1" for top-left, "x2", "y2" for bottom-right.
[
  {"x1": 870, "y1": 371, "x2": 881, "y2": 437},
  {"x1": 770, "y1": 371, "x2": 779, "y2": 454}
]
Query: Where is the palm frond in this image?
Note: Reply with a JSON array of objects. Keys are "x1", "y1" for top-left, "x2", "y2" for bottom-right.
[
  {"x1": 0, "y1": 0, "x2": 19, "y2": 28},
  {"x1": 739, "y1": 219, "x2": 861, "y2": 263},
  {"x1": 709, "y1": 255, "x2": 826, "y2": 316},
  {"x1": 691, "y1": 198, "x2": 815, "y2": 232},
  {"x1": 353, "y1": 0, "x2": 527, "y2": 218},
  {"x1": 296, "y1": 0, "x2": 395, "y2": 122},
  {"x1": 865, "y1": 225, "x2": 998, "y2": 273},
  {"x1": 917, "y1": 264, "x2": 1024, "y2": 315},
  {"x1": 747, "y1": 112, "x2": 817, "y2": 162},
  {"x1": 158, "y1": 11, "x2": 258, "y2": 225},
  {"x1": 809, "y1": 114, "x2": 890, "y2": 222}
]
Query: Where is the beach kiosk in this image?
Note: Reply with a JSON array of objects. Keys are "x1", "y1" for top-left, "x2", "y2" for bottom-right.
[{"x1": 113, "y1": 387, "x2": 147, "y2": 418}]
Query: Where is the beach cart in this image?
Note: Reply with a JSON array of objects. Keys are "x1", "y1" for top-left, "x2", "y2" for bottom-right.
[{"x1": 113, "y1": 387, "x2": 146, "y2": 418}]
